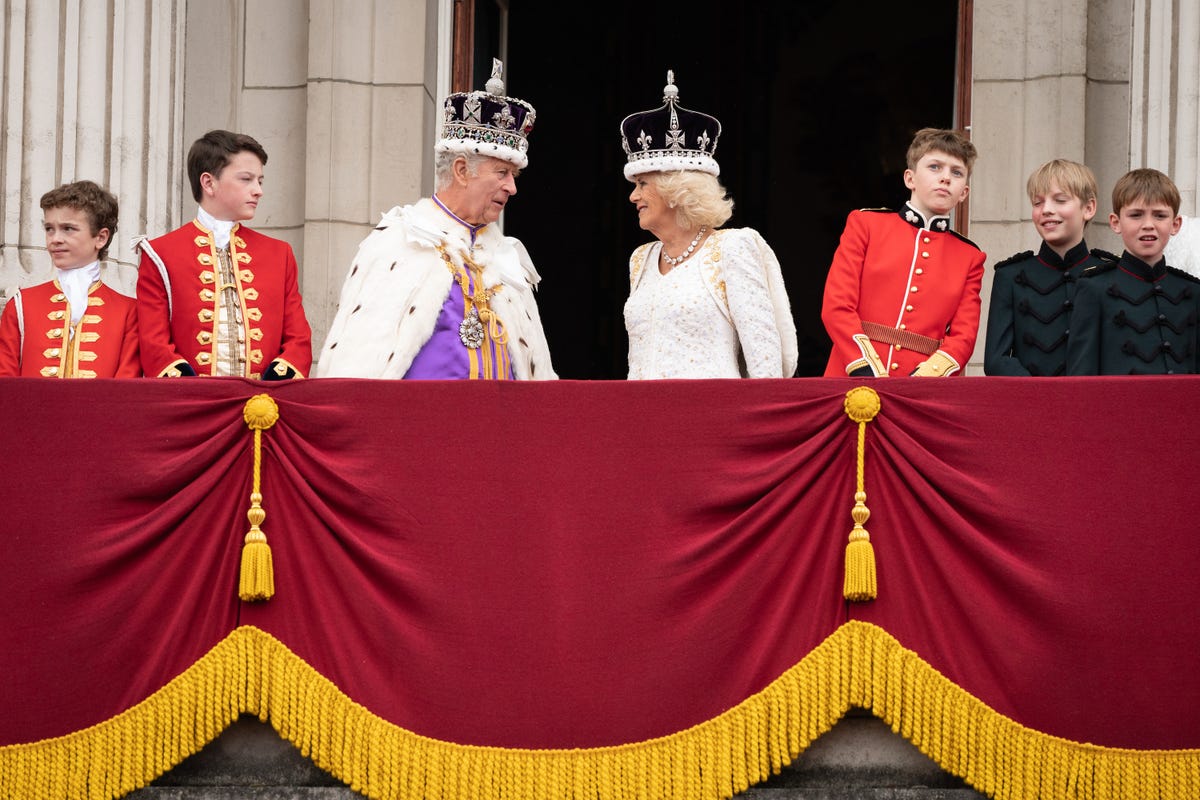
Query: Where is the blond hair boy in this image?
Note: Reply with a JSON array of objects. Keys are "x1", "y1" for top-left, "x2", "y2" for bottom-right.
[{"x1": 984, "y1": 159, "x2": 1104, "y2": 375}]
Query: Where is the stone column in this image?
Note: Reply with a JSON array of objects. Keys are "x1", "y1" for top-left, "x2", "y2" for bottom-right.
[
  {"x1": 967, "y1": 0, "x2": 1132, "y2": 372},
  {"x1": 1131, "y1": 0, "x2": 1200, "y2": 214},
  {"x1": 302, "y1": 0, "x2": 441, "y2": 354},
  {"x1": 0, "y1": 0, "x2": 185, "y2": 298},
  {"x1": 181, "y1": 0, "x2": 309, "y2": 285},
  {"x1": 1085, "y1": 0, "x2": 1134, "y2": 224}
]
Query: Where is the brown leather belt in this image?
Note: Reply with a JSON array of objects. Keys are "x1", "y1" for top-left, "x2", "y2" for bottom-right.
[{"x1": 861, "y1": 320, "x2": 941, "y2": 356}]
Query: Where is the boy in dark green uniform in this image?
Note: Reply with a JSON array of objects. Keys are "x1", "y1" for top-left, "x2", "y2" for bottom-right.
[
  {"x1": 985, "y1": 159, "x2": 1105, "y2": 375},
  {"x1": 1067, "y1": 168, "x2": 1200, "y2": 375}
]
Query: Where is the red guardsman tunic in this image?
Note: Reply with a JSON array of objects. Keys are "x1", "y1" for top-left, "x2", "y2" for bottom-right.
[
  {"x1": 821, "y1": 205, "x2": 985, "y2": 377},
  {"x1": 0, "y1": 279, "x2": 140, "y2": 378},
  {"x1": 135, "y1": 221, "x2": 312, "y2": 378}
]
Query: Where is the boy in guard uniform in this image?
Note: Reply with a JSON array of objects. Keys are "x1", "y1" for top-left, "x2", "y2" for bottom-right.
[
  {"x1": 135, "y1": 130, "x2": 312, "y2": 379},
  {"x1": 821, "y1": 127, "x2": 985, "y2": 377},
  {"x1": 0, "y1": 181, "x2": 140, "y2": 377}
]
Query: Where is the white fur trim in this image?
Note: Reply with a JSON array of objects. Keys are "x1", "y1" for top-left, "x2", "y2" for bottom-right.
[
  {"x1": 624, "y1": 153, "x2": 720, "y2": 180},
  {"x1": 436, "y1": 139, "x2": 528, "y2": 170}
]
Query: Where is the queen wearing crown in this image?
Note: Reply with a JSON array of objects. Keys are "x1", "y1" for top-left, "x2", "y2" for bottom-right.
[{"x1": 620, "y1": 72, "x2": 798, "y2": 380}]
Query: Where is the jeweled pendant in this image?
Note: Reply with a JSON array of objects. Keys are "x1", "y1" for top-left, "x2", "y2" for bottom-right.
[{"x1": 459, "y1": 307, "x2": 485, "y2": 348}]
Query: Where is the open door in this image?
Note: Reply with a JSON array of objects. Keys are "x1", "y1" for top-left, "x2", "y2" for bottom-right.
[{"x1": 453, "y1": 1, "x2": 968, "y2": 378}]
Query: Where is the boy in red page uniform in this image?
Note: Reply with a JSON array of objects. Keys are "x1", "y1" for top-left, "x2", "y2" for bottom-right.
[
  {"x1": 821, "y1": 127, "x2": 985, "y2": 377},
  {"x1": 0, "y1": 181, "x2": 139, "y2": 377},
  {"x1": 135, "y1": 130, "x2": 311, "y2": 379}
]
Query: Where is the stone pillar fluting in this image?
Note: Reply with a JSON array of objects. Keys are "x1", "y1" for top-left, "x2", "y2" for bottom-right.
[{"x1": 0, "y1": 0, "x2": 184, "y2": 299}]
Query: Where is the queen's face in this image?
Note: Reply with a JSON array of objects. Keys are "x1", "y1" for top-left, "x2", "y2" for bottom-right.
[{"x1": 628, "y1": 173, "x2": 673, "y2": 235}]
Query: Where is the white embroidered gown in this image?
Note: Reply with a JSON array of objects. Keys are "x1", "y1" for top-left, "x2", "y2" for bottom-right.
[{"x1": 624, "y1": 228, "x2": 797, "y2": 379}]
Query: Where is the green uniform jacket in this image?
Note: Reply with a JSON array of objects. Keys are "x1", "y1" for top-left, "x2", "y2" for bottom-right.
[
  {"x1": 1066, "y1": 251, "x2": 1200, "y2": 375},
  {"x1": 984, "y1": 240, "x2": 1105, "y2": 376}
]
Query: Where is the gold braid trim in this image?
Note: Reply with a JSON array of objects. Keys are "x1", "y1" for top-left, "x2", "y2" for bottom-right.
[
  {"x1": 911, "y1": 350, "x2": 959, "y2": 377},
  {"x1": 2, "y1": 622, "x2": 1197, "y2": 800}
]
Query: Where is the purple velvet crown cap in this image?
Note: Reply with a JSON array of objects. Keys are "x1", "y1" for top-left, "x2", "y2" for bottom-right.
[
  {"x1": 437, "y1": 58, "x2": 536, "y2": 169},
  {"x1": 620, "y1": 70, "x2": 722, "y2": 180}
]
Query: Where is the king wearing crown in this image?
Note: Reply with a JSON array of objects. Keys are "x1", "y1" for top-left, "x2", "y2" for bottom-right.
[{"x1": 316, "y1": 60, "x2": 555, "y2": 381}]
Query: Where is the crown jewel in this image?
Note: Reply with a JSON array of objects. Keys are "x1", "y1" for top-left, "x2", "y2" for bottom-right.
[
  {"x1": 437, "y1": 59, "x2": 536, "y2": 169},
  {"x1": 620, "y1": 70, "x2": 722, "y2": 179}
]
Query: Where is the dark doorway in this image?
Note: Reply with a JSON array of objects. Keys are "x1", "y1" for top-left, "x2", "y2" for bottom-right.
[{"x1": 489, "y1": 2, "x2": 961, "y2": 378}]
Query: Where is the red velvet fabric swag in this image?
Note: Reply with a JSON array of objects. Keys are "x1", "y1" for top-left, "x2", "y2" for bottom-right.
[{"x1": 1, "y1": 376, "x2": 1196, "y2": 751}]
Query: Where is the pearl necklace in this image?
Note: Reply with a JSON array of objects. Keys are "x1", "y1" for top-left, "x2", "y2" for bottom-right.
[{"x1": 661, "y1": 227, "x2": 707, "y2": 267}]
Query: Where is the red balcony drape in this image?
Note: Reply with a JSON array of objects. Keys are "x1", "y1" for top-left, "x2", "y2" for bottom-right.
[{"x1": 1, "y1": 376, "x2": 1197, "y2": 799}]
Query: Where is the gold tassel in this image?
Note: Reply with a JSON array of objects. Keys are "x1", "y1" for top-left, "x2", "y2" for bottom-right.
[
  {"x1": 843, "y1": 387, "x2": 881, "y2": 601},
  {"x1": 240, "y1": 394, "x2": 280, "y2": 601}
]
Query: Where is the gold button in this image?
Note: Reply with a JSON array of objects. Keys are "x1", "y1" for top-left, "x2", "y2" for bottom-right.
[
  {"x1": 910, "y1": 286, "x2": 918, "y2": 293},
  {"x1": 899, "y1": 324, "x2": 906, "y2": 330},
  {"x1": 921, "y1": 252, "x2": 930, "y2": 258},
  {"x1": 915, "y1": 268, "x2": 923, "y2": 275},
  {"x1": 906, "y1": 305, "x2": 914, "y2": 312},
  {"x1": 923, "y1": 237, "x2": 930, "y2": 243},
  {"x1": 891, "y1": 363, "x2": 899, "y2": 370},
  {"x1": 896, "y1": 344, "x2": 903, "y2": 350}
]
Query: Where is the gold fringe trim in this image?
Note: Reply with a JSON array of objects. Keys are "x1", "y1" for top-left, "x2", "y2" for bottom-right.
[{"x1": 1, "y1": 623, "x2": 1197, "y2": 800}]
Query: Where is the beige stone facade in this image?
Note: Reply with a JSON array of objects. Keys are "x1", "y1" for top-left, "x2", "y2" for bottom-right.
[{"x1": 1, "y1": 0, "x2": 1196, "y2": 373}]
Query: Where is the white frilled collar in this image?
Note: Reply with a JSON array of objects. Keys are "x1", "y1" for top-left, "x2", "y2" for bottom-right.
[
  {"x1": 196, "y1": 206, "x2": 236, "y2": 249},
  {"x1": 56, "y1": 261, "x2": 101, "y2": 324}
]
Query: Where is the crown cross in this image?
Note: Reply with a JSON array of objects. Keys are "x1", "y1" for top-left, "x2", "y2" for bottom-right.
[
  {"x1": 665, "y1": 125, "x2": 685, "y2": 149},
  {"x1": 463, "y1": 97, "x2": 482, "y2": 124}
]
